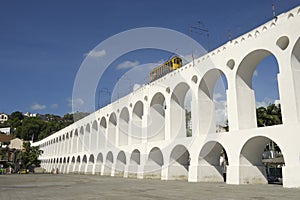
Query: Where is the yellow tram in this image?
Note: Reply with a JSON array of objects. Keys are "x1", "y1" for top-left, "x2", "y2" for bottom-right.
[{"x1": 150, "y1": 56, "x2": 183, "y2": 82}]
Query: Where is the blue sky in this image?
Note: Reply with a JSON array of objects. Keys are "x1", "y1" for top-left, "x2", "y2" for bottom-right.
[{"x1": 0, "y1": 0, "x2": 299, "y2": 116}]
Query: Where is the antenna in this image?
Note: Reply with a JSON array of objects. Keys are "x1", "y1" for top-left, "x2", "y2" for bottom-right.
[
  {"x1": 227, "y1": 29, "x2": 232, "y2": 41},
  {"x1": 272, "y1": 2, "x2": 276, "y2": 18},
  {"x1": 190, "y1": 21, "x2": 210, "y2": 52}
]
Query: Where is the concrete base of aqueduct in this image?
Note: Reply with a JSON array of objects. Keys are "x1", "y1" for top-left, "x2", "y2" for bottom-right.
[{"x1": 34, "y1": 6, "x2": 300, "y2": 188}]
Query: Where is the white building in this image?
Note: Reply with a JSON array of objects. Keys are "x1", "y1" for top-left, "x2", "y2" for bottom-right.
[
  {"x1": 0, "y1": 127, "x2": 11, "y2": 135},
  {"x1": 0, "y1": 113, "x2": 8, "y2": 123},
  {"x1": 9, "y1": 138, "x2": 24, "y2": 150}
]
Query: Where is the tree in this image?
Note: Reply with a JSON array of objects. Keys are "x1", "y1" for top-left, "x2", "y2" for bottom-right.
[
  {"x1": 256, "y1": 103, "x2": 282, "y2": 127},
  {"x1": 18, "y1": 142, "x2": 42, "y2": 169}
]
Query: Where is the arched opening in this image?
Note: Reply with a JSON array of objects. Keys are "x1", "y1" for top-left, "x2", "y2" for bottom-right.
[
  {"x1": 198, "y1": 141, "x2": 228, "y2": 182},
  {"x1": 291, "y1": 38, "x2": 300, "y2": 121},
  {"x1": 74, "y1": 156, "x2": 81, "y2": 174},
  {"x1": 128, "y1": 149, "x2": 140, "y2": 178},
  {"x1": 132, "y1": 101, "x2": 144, "y2": 144},
  {"x1": 80, "y1": 155, "x2": 87, "y2": 174},
  {"x1": 79, "y1": 126, "x2": 84, "y2": 152},
  {"x1": 86, "y1": 154, "x2": 95, "y2": 174},
  {"x1": 199, "y1": 69, "x2": 228, "y2": 134},
  {"x1": 149, "y1": 93, "x2": 166, "y2": 142},
  {"x1": 108, "y1": 113, "x2": 117, "y2": 147},
  {"x1": 84, "y1": 124, "x2": 90, "y2": 152},
  {"x1": 236, "y1": 50, "x2": 281, "y2": 129},
  {"x1": 115, "y1": 151, "x2": 127, "y2": 177},
  {"x1": 99, "y1": 117, "x2": 107, "y2": 149},
  {"x1": 144, "y1": 147, "x2": 164, "y2": 179},
  {"x1": 119, "y1": 107, "x2": 129, "y2": 146},
  {"x1": 171, "y1": 82, "x2": 193, "y2": 138},
  {"x1": 91, "y1": 120, "x2": 98, "y2": 150},
  {"x1": 95, "y1": 153, "x2": 103, "y2": 175},
  {"x1": 168, "y1": 145, "x2": 190, "y2": 180},
  {"x1": 239, "y1": 136, "x2": 285, "y2": 185},
  {"x1": 103, "y1": 151, "x2": 113, "y2": 176},
  {"x1": 73, "y1": 129, "x2": 78, "y2": 153}
]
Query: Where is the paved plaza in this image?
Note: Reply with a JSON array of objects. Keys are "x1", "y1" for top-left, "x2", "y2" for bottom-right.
[{"x1": 0, "y1": 174, "x2": 300, "y2": 200}]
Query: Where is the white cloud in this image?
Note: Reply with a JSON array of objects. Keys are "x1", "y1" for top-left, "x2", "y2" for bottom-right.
[
  {"x1": 215, "y1": 100, "x2": 227, "y2": 126},
  {"x1": 253, "y1": 70, "x2": 258, "y2": 77},
  {"x1": 116, "y1": 60, "x2": 140, "y2": 70},
  {"x1": 256, "y1": 98, "x2": 279, "y2": 108},
  {"x1": 51, "y1": 104, "x2": 59, "y2": 109},
  {"x1": 84, "y1": 49, "x2": 106, "y2": 58},
  {"x1": 31, "y1": 103, "x2": 46, "y2": 110},
  {"x1": 213, "y1": 93, "x2": 223, "y2": 101},
  {"x1": 68, "y1": 98, "x2": 85, "y2": 108}
]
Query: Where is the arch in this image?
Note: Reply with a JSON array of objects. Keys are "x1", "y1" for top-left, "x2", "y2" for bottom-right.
[
  {"x1": 84, "y1": 123, "x2": 91, "y2": 151},
  {"x1": 99, "y1": 117, "x2": 107, "y2": 148},
  {"x1": 168, "y1": 145, "x2": 190, "y2": 180},
  {"x1": 108, "y1": 113, "x2": 117, "y2": 146},
  {"x1": 71, "y1": 156, "x2": 75, "y2": 163},
  {"x1": 74, "y1": 155, "x2": 81, "y2": 173},
  {"x1": 89, "y1": 154, "x2": 95, "y2": 164},
  {"x1": 171, "y1": 82, "x2": 192, "y2": 138},
  {"x1": 76, "y1": 156, "x2": 81, "y2": 163},
  {"x1": 198, "y1": 69, "x2": 228, "y2": 134},
  {"x1": 92, "y1": 120, "x2": 98, "y2": 131},
  {"x1": 115, "y1": 151, "x2": 127, "y2": 177},
  {"x1": 128, "y1": 149, "x2": 141, "y2": 178},
  {"x1": 198, "y1": 141, "x2": 229, "y2": 182},
  {"x1": 80, "y1": 126, "x2": 84, "y2": 135},
  {"x1": 97, "y1": 153, "x2": 103, "y2": 163},
  {"x1": 149, "y1": 92, "x2": 166, "y2": 141},
  {"x1": 144, "y1": 147, "x2": 164, "y2": 179},
  {"x1": 73, "y1": 129, "x2": 78, "y2": 154},
  {"x1": 95, "y1": 153, "x2": 103, "y2": 175},
  {"x1": 119, "y1": 107, "x2": 129, "y2": 146},
  {"x1": 80, "y1": 155, "x2": 87, "y2": 174},
  {"x1": 106, "y1": 151, "x2": 114, "y2": 163},
  {"x1": 291, "y1": 38, "x2": 300, "y2": 121},
  {"x1": 100, "y1": 117, "x2": 107, "y2": 128},
  {"x1": 132, "y1": 101, "x2": 144, "y2": 144},
  {"x1": 86, "y1": 154, "x2": 95, "y2": 174},
  {"x1": 130, "y1": 149, "x2": 140, "y2": 165},
  {"x1": 116, "y1": 151, "x2": 126, "y2": 164},
  {"x1": 78, "y1": 126, "x2": 84, "y2": 153},
  {"x1": 91, "y1": 120, "x2": 98, "y2": 150},
  {"x1": 82, "y1": 155, "x2": 87, "y2": 163},
  {"x1": 103, "y1": 151, "x2": 114, "y2": 176},
  {"x1": 236, "y1": 49, "x2": 281, "y2": 129},
  {"x1": 239, "y1": 136, "x2": 285, "y2": 185}
]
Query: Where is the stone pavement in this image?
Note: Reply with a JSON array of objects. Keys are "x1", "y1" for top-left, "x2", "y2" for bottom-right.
[{"x1": 0, "y1": 174, "x2": 300, "y2": 200}]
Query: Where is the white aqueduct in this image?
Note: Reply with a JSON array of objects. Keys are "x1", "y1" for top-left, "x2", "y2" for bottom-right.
[{"x1": 33, "y1": 6, "x2": 300, "y2": 188}]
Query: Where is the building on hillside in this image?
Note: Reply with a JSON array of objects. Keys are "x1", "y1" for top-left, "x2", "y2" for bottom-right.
[
  {"x1": 9, "y1": 138, "x2": 24, "y2": 150},
  {"x1": 0, "y1": 134, "x2": 14, "y2": 147},
  {"x1": 0, "y1": 127, "x2": 12, "y2": 135},
  {"x1": 0, "y1": 113, "x2": 8, "y2": 123},
  {"x1": 24, "y1": 112, "x2": 37, "y2": 117}
]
